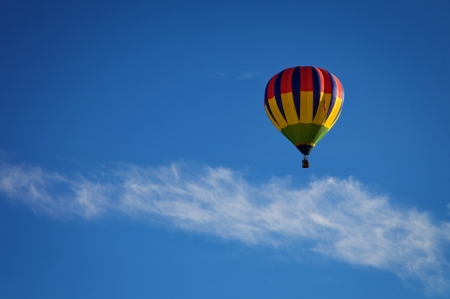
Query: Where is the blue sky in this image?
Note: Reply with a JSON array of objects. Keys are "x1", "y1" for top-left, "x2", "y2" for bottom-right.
[{"x1": 1, "y1": 0, "x2": 450, "y2": 298}]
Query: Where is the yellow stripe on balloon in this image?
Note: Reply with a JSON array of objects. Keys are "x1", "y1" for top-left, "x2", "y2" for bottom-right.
[
  {"x1": 268, "y1": 97, "x2": 288, "y2": 128},
  {"x1": 281, "y1": 92, "x2": 299, "y2": 125},
  {"x1": 324, "y1": 97, "x2": 342, "y2": 129},
  {"x1": 265, "y1": 106, "x2": 281, "y2": 131},
  {"x1": 300, "y1": 91, "x2": 313, "y2": 123},
  {"x1": 329, "y1": 109, "x2": 342, "y2": 129}
]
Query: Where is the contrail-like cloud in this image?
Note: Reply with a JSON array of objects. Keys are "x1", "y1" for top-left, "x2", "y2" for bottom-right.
[
  {"x1": 0, "y1": 162, "x2": 449, "y2": 294},
  {"x1": 238, "y1": 71, "x2": 258, "y2": 79}
]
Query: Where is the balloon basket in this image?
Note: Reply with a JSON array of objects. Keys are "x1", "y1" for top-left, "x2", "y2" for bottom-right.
[{"x1": 302, "y1": 157, "x2": 309, "y2": 168}]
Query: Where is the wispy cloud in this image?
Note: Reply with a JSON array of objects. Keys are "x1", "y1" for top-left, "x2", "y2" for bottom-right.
[
  {"x1": 0, "y1": 162, "x2": 449, "y2": 295},
  {"x1": 207, "y1": 71, "x2": 259, "y2": 80},
  {"x1": 208, "y1": 71, "x2": 227, "y2": 78},
  {"x1": 238, "y1": 71, "x2": 258, "y2": 80}
]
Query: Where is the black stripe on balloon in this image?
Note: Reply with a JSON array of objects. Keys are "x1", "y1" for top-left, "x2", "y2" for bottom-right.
[
  {"x1": 333, "y1": 104, "x2": 343, "y2": 125},
  {"x1": 264, "y1": 81, "x2": 269, "y2": 106},
  {"x1": 273, "y1": 71, "x2": 287, "y2": 121},
  {"x1": 266, "y1": 105, "x2": 279, "y2": 126},
  {"x1": 292, "y1": 67, "x2": 301, "y2": 119},
  {"x1": 326, "y1": 72, "x2": 337, "y2": 119},
  {"x1": 312, "y1": 67, "x2": 321, "y2": 120},
  {"x1": 264, "y1": 82, "x2": 279, "y2": 126}
]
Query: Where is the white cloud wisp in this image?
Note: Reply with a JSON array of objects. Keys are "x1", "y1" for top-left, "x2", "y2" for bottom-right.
[
  {"x1": 0, "y1": 162, "x2": 449, "y2": 294},
  {"x1": 238, "y1": 71, "x2": 258, "y2": 79}
]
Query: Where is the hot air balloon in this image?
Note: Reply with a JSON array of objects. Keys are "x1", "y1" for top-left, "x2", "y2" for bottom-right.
[{"x1": 264, "y1": 66, "x2": 344, "y2": 168}]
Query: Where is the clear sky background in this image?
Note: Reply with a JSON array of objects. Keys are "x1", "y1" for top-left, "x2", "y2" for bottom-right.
[{"x1": 1, "y1": 0, "x2": 450, "y2": 298}]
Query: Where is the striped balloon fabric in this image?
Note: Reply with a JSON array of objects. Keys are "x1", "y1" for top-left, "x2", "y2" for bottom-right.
[{"x1": 264, "y1": 66, "x2": 344, "y2": 156}]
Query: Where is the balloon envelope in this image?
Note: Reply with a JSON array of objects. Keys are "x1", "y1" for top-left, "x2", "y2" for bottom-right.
[{"x1": 264, "y1": 66, "x2": 344, "y2": 155}]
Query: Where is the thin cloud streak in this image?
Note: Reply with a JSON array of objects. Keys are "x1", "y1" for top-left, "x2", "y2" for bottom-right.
[
  {"x1": 0, "y1": 162, "x2": 449, "y2": 294},
  {"x1": 208, "y1": 71, "x2": 227, "y2": 78},
  {"x1": 238, "y1": 71, "x2": 258, "y2": 79}
]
